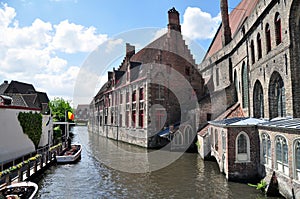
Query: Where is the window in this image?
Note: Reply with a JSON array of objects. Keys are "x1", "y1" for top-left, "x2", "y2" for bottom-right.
[
  {"x1": 268, "y1": 72, "x2": 286, "y2": 119},
  {"x1": 242, "y1": 62, "x2": 249, "y2": 108},
  {"x1": 236, "y1": 132, "x2": 250, "y2": 162},
  {"x1": 266, "y1": 23, "x2": 272, "y2": 53},
  {"x1": 132, "y1": 110, "x2": 136, "y2": 127},
  {"x1": 139, "y1": 110, "x2": 144, "y2": 128},
  {"x1": 257, "y1": 33, "x2": 262, "y2": 59},
  {"x1": 251, "y1": 40, "x2": 255, "y2": 64},
  {"x1": 253, "y1": 80, "x2": 264, "y2": 118},
  {"x1": 294, "y1": 140, "x2": 300, "y2": 180},
  {"x1": 132, "y1": 90, "x2": 136, "y2": 102},
  {"x1": 261, "y1": 133, "x2": 271, "y2": 166},
  {"x1": 276, "y1": 135, "x2": 289, "y2": 175},
  {"x1": 139, "y1": 87, "x2": 144, "y2": 100},
  {"x1": 275, "y1": 13, "x2": 282, "y2": 45}
]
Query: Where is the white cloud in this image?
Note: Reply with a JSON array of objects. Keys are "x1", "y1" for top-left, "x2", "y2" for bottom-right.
[
  {"x1": 182, "y1": 7, "x2": 221, "y2": 40},
  {"x1": 52, "y1": 20, "x2": 108, "y2": 53},
  {"x1": 0, "y1": 3, "x2": 109, "y2": 105}
]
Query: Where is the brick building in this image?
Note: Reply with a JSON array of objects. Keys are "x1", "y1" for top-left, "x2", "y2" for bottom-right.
[
  {"x1": 89, "y1": 8, "x2": 205, "y2": 149},
  {"x1": 197, "y1": 0, "x2": 300, "y2": 198}
]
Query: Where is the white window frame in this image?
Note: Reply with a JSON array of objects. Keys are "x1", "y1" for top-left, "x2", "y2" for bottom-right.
[{"x1": 235, "y1": 131, "x2": 250, "y2": 163}]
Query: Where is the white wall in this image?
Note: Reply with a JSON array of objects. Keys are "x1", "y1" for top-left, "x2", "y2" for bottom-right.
[{"x1": 0, "y1": 108, "x2": 36, "y2": 162}]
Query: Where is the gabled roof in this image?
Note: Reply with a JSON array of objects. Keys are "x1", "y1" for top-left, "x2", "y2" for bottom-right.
[
  {"x1": 205, "y1": 0, "x2": 259, "y2": 58},
  {"x1": 131, "y1": 31, "x2": 196, "y2": 65},
  {"x1": 0, "y1": 81, "x2": 9, "y2": 94}
]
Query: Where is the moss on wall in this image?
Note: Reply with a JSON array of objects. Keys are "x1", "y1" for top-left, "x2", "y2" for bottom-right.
[{"x1": 18, "y1": 112, "x2": 42, "y2": 149}]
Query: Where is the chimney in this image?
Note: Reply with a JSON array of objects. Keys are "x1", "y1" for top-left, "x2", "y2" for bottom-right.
[
  {"x1": 4, "y1": 80, "x2": 8, "y2": 84},
  {"x1": 168, "y1": 7, "x2": 181, "y2": 32},
  {"x1": 126, "y1": 43, "x2": 135, "y2": 58},
  {"x1": 220, "y1": 0, "x2": 232, "y2": 46}
]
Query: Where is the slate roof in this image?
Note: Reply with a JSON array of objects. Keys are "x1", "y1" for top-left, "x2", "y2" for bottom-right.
[
  {"x1": 209, "y1": 117, "x2": 265, "y2": 127},
  {"x1": 205, "y1": 0, "x2": 259, "y2": 58},
  {"x1": 4, "y1": 80, "x2": 36, "y2": 94},
  {"x1": 258, "y1": 118, "x2": 300, "y2": 130}
]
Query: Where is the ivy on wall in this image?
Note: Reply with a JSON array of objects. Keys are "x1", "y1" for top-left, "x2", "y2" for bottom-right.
[{"x1": 17, "y1": 112, "x2": 42, "y2": 149}]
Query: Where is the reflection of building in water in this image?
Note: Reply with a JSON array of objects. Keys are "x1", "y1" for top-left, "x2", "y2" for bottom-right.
[
  {"x1": 89, "y1": 8, "x2": 205, "y2": 150},
  {"x1": 197, "y1": 0, "x2": 300, "y2": 198}
]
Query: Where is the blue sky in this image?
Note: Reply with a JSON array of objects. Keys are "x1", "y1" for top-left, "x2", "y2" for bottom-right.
[{"x1": 0, "y1": 0, "x2": 241, "y2": 106}]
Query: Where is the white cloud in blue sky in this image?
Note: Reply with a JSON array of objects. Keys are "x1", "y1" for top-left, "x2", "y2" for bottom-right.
[{"x1": 182, "y1": 7, "x2": 221, "y2": 40}]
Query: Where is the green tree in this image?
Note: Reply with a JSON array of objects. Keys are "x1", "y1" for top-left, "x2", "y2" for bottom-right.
[{"x1": 49, "y1": 97, "x2": 74, "y2": 122}]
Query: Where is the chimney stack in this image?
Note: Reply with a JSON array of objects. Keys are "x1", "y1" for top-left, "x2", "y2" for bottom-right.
[
  {"x1": 168, "y1": 7, "x2": 181, "y2": 32},
  {"x1": 220, "y1": 0, "x2": 232, "y2": 46},
  {"x1": 126, "y1": 43, "x2": 135, "y2": 58}
]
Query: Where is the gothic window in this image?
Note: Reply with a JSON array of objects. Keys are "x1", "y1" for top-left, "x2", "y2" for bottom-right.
[
  {"x1": 269, "y1": 72, "x2": 286, "y2": 119},
  {"x1": 242, "y1": 62, "x2": 249, "y2": 108},
  {"x1": 276, "y1": 135, "x2": 289, "y2": 175},
  {"x1": 266, "y1": 23, "x2": 272, "y2": 53},
  {"x1": 257, "y1": 33, "x2": 262, "y2": 59},
  {"x1": 294, "y1": 139, "x2": 300, "y2": 180},
  {"x1": 236, "y1": 132, "x2": 250, "y2": 162},
  {"x1": 156, "y1": 84, "x2": 165, "y2": 100},
  {"x1": 251, "y1": 40, "x2": 255, "y2": 64},
  {"x1": 261, "y1": 133, "x2": 271, "y2": 166},
  {"x1": 253, "y1": 80, "x2": 264, "y2": 118},
  {"x1": 275, "y1": 13, "x2": 282, "y2": 45}
]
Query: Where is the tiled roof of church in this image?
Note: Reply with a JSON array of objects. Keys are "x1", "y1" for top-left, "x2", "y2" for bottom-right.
[{"x1": 205, "y1": 0, "x2": 259, "y2": 58}]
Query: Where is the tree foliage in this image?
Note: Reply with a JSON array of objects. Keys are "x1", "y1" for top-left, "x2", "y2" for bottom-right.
[
  {"x1": 18, "y1": 112, "x2": 42, "y2": 149},
  {"x1": 49, "y1": 97, "x2": 73, "y2": 122}
]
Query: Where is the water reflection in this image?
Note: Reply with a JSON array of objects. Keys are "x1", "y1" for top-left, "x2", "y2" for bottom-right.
[{"x1": 35, "y1": 126, "x2": 272, "y2": 198}]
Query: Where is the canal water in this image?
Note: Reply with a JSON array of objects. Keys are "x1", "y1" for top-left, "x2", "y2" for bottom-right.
[{"x1": 34, "y1": 126, "x2": 278, "y2": 199}]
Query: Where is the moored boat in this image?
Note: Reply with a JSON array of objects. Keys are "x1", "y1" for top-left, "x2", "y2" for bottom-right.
[
  {"x1": 56, "y1": 144, "x2": 82, "y2": 163},
  {"x1": 0, "y1": 181, "x2": 38, "y2": 199}
]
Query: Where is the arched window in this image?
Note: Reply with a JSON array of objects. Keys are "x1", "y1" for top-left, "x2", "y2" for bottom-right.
[
  {"x1": 294, "y1": 139, "x2": 300, "y2": 180},
  {"x1": 236, "y1": 132, "x2": 250, "y2": 162},
  {"x1": 266, "y1": 23, "x2": 272, "y2": 53},
  {"x1": 275, "y1": 13, "x2": 282, "y2": 45},
  {"x1": 269, "y1": 72, "x2": 286, "y2": 119},
  {"x1": 242, "y1": 62, "x2": 249, "y2": 108},
  {"x1": 257, "y1": 33, "x2": 262, "y2": 59},
  {"x1": 214, "y1": 129, "x2": 219, "y2": 150},
  {"x1": 250, "y1": 40, "x2": 255, "y2": 64},
  {"x1": 253, "y1": 80, "x2": 264, "y2": 118},
  {"x1": 261, "y1": 133, "x2": 271, "y2": 166},
  {"x1": 276, "y1": 135, "x2": 289, "y2": 175}
]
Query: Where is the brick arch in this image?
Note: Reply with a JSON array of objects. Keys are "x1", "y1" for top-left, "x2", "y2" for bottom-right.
[
  {"x1": 289, "y1": 0, "x2": 300, "y2": 117},
  {"x1": 268, "y1": 71, "x2": 286, "y2": 119},
  {"x1": 253, "y1": 80, "x2": 264, "y2": 118}
]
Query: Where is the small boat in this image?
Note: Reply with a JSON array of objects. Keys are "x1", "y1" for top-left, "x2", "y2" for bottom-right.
[
  {"x1": 0, "y1": 181, "x2": 38, "y2": 199},
  {"x1": 56, "y1": 144, "x2": 82, "y2": 163}
]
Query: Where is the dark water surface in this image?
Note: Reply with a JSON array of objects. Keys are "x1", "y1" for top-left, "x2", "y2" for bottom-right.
[{"x1": 35, "y1": 126, "x2": 275, "y2": 199}]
